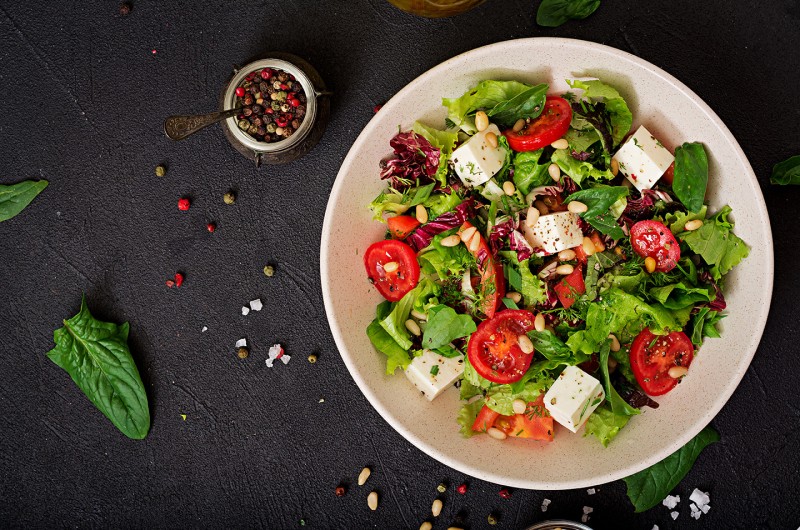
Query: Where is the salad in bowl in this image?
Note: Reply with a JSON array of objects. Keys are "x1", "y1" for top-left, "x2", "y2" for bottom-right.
[{"x1": 363, "y1": 77, "x2": 750, "y2": 447}]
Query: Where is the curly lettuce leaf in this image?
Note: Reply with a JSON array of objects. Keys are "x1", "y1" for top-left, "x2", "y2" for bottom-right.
[
  {"x1": 443, "y1": 80, "x2": 548, "y2": 133},
  {"x1": 551, "y1": 148, "x2": 615, "y2": 185},
  {"x1": 678, "y1": 205, "x2": 750, "y2": 280},
  {"x1": 567, "y1": 79, "x2": 633, "y2": 147},
  {"x1": 513, "y1": 149, "x2": 553, "y2": 194}
]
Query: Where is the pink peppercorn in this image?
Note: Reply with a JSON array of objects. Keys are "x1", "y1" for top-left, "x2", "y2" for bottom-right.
[
  {"x1": 456, "y1": 484, "x2": 468, "y2": 495},
  {"x1": 178, "y1": 198, "x2": 190, "y2": 211},
  {"x1": 499, "y1": 488, "x2": 511, "y2": 499},
  {"x1": 289, "y1": 98, "x2": 300, "y2": 107},
  {"x1": 260, "y1": 68, "x2": 273, "y2": 80},
  {"x1": 235, "y1": 87, "x2": 245, "y2": 97},
  {"x1": 165, "y1": 279, "x2": 175, "y2": 288},
  {"x1": 174, "y1": 273, "x2": 184, "y2": 287},
  {"x1": 206, "y1": 222, "x2": 216, "y2": 233}
]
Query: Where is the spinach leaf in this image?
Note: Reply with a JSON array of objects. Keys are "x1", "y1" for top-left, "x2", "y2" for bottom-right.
[
  {"x1": 527, "y1": 330, "x2": 574, "y2": 363},
  {"x1": 689, "y1": 307, "x2": 724, "y2": 347},
  {"x1": 624, "y1": 426, "x2": 720, "y2": 512},
  {"x1": 679, "y1": 205, "x2": 750, "y2": 280},
  {"x1": 443, "y1": 80, "x2": 548, "y2": 133},
  {"x1": 770, "y1": 155, "x2": 800, "y2": 185},
  {"x1": 536, "y1": 0, "x2": 601, "y2": 27},
  {"x1": 551, "y1": 148, "x2": 615, "y2": 185},
  {"x1": 673, "y1": 142, "x2": 709, "y2": 213},
  {"x1": 422, "y1": 305, "x2": 477, "y2": 350},
  {"x1": 513, "y1": 149, "x2": 552, "y2": 194},
  {"x1": 565, "y1": 185, "x2": 629, "y2": 239},
  {"x1": 46, "y1": 297, "x2": 150, "y2": 439},
  {"x1": 0, "y1": 180, "x2": 48, "y2": 223}
]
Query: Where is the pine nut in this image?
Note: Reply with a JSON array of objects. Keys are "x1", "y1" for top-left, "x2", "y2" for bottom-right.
[
  {"x1": 525, "y1": 206, "x2": 540, "y2": 227},
  {"x1": 534, "y1": 200, "x2": 549, "y2": 215},
  {"x1": 487, "y1": 427, "x2": 507, "y2": 440},
  {"x1": 548, "y1": 163, "x2": 561, "y2": 182},
  {"x1": 551, "y1": 138, "x2": 569, "y2": 150},
  {"x1": 485, "y1": 131, "x2": 499, "y2": 149},
  {"x1": 507, "y1": 291, "x2": 522, "y2": 304},
  {"x1": 431, "y1": 499, "x2": 443, "y2": 517},
  {"x1": 512, "y1": 399, "x2": 527, "y2": 415},
  {"x1": 440, "y1": 234, "x2": 461, "y2": 247},
  {"x1": 568, "y1": 201, "x2": 588, "y2": 214},
  {"x1": 411, "y1": 309, "x2": 427, "y2": 321},
  {"x1": 556, "y1": 264, "x2": 574, "y2": 275},
  {"x1": 469, "y1": 232, "x2": 481, "y2": 252},
  {"x1": 383, "y1": 261, "x2": 399, "y2": 273},
  {"x1": 668, "y1": 366, "x2": 689, "y2": 379},
  {"x1": 475, "y1": 111, "x2": 489, "y2": 132},
  {"x1": 416, "y1": 204, "x2": 428, "y2": 224},
  {"x1": 405, "y1": 319, "x2": 421, "y2": 336},
  {"x1": 368, "y1": 491, "x2": 379, "y2": 511},
  {"x1": 644, "y1": 256, "x2": 657, "y2": 273},
  {"x1": 513, "y1": 118, "x2": 526, "y2": 132},
  {"x1": 558, "y1": 249, "x2": 576, "y2": 261},
  {"x1": 460, "y1": 226, "x2": 477, "y2": 243},
  {"x1": 420, "y1": 523, "x2": 433, "y2": 530},
  {"x1": 517, "y1": 334, "x2": 534, "y2": 354},
  {"x1": 582, "y1": 236, "x2": 596, "y2": 256},
  {"x1": 358, "y1": 467, "x2": 371, "y2": 486},
  {"x1": 502, "y1": 180, "x2": 516, "y2": 196},
  {"x1": 534, "y1": 313, "x2": 546, "y2": 332},
  {"x1": 610, "y1": 158, "x2": 620, "y2": 176},
  {"x1": 608, "y1": 334, "x2": 621, "y2": 352},
  {"x1": 685, "y1": 219, "x2": 703, "y2": 231}
]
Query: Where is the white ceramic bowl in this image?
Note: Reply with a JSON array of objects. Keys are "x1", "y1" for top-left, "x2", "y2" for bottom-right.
[{"x1": 321, "y1": 38, "x2": 773, "y2": 489}]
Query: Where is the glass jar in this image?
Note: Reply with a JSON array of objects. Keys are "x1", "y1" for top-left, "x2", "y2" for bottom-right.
[{"x1": 386, "y1": 0, "x2": 487, "y2": 17}]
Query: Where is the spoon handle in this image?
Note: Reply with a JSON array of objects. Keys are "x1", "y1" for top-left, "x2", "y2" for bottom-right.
[{"x1": 163, "y1": 108, "x2": 241, "y2": 141}]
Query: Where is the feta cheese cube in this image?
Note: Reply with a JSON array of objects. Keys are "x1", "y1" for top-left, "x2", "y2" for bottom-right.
[
  {"x1": 404, "y1": 349, "x2": 465, "y2": 400},
  {"x1": 543, "y1": 365, "x2": 605, "y2": 433},
  {"x1": 612, "y1": 125, "x2": 674, "y2": 191},
  {"x1": 522, "y1": 211, "x2": 584, "y2": 256},
  {"x1": 452, "y1": 124, "x2": 506, "y2": 187}
]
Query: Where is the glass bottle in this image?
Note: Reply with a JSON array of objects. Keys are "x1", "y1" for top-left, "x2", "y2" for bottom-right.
[{"x1": 386, "y1": 0, "x2": 487, "y2": 17}]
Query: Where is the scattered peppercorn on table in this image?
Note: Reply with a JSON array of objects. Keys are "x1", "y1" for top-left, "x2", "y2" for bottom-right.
[{"x1": 0, "y1": 1, "x2": 797, "y2": 529}]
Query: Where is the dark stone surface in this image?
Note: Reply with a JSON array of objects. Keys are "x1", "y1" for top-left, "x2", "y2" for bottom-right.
[{"x1": 0, "y1": 1, "x2": 798, "y2": 528}]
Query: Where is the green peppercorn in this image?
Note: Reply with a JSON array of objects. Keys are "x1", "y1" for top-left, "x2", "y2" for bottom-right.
[
  {"x1": 263, "y1": 265, "x2": 275, "y2": 277},
  {"x1": 266, "y1": 123, "x2": 277, "y2": 133},
  {"x1": 307, "y1": 354, "x2": 318, "y2": 364},
  {"x1": 436, "y1": 483, "x2": 446, "y2": 493},
  {"x1": 276, "y1": 91, "x2": 287, "y2": 102},
  {"x1": 487, "y1": 513, "x2": 498, "y2": 525},
  {"x1": 155, "y1": 165, "x2": 166, "y2": 177},
  {"x1": 271, "y1": 101, "x2": 281, "y2": 111},
  {"x1": 223, "y1": 191, "x2": 236, "y2": 205},
  {"x1": 238, "y1": 119, "x2": 249, "y2": 130},
  {"x1": 237, "y1": 347, "x2": 249, "y2": 359}
]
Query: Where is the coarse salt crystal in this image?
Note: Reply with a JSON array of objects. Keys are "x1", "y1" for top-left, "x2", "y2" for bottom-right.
[
  {"x1": 690, "y1": 503, "x2": 700, "y2": 514},
  {"x1": 266, "y1": 344, "x2": 285, "y2": 368},
  {"x1": 670, "y1": 511, "x2": 679, "y2": 520},
  {"x1": 280, "y1": 354, "x2": 291, "y2": 365},
  {"x1": 583, "y1": 506, "x2": 593, "y2": 514},
  {"x1": 587, "y1": 488, "x2": 596, "y2": 495},
  {"x1": 242, "y1": 306, "x2": 250, "y2": 316},
  {"x1": 651, "y1": 526, "x2": 659, "y2": 530},
  {"x1": 701, "y1": 504, "x2": 710, "y2": 514},
  {"x1": 541, "y1": 499, "x2": 551, "y2": 512},
  {"x1": 689, "y1": 489, "x2": 710, "y2": 508},
  {"x1": 662, "y1": 495, "x2": 680, "y2": 510},
  {"x1": 201, "y1": 326, "x2": 208, "y2": 332},
  {"x1": 581, "y1": 514, "x2": 589, "y2": 523},
  {"x1": 691, "y1": 510, "x2": 701, "y2": 520},
  {"x1": 249, "y1": 299, "x2": 263, "y2": 311},
  {"x1": 235, "y1": 338, "x2": 247, "y2": 348}
]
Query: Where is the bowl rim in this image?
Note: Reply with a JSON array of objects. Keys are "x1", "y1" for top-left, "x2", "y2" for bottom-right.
[{"x1": 320, "y1": 37, "x2": 774, "y2": 489}]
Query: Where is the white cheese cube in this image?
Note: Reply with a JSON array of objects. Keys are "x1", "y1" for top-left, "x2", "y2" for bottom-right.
[
  {"x1": 522, "y1": 211, "x2": 584, "y2": 256},
  {"x1": 543, "y1": 365, "x2": 605, "y2": 433},
  {"x1": 452, "y1": 124, "x2": 506, "y2": 187},
  {"x1": 404, "y1": 349, "x2": 465, "y2": 401},
  {"x1": 612, "y1": 125, "x2": 674, "y2": 191}
]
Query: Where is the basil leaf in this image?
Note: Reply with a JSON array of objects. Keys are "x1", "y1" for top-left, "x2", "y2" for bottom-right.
[
  {"x1": 673, "y1": 142, "x2": 709, "y2": 213},
  {"x1": 527, "y1": 330, "x2": 574, "y2": 362},
  {"x1": 487, "y1": 84, "x2": 549, "y2": 127},
  {"x1": 46, "y1": 297, "x2": 150, "y2": 439},
  {"x1": 422, "y1": 305, "x2": 477, "y2": 350},
  {"x1": 565, "y1": 185, "x2": 629, "y2": 239},
  {"x1": 0, "y1": 180, "x2": 48, "y2": 223},
  {"x1": 536, "y1": 0, "x2": 601, "y2": 27},
  {"x1": 624, "y1": 426, "x2": 720, "y2": 512},
  {"x1": 770, "y1": 155, "x2": 800, "y2": 185}
]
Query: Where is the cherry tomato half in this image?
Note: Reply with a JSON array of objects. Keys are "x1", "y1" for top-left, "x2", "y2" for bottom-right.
[
  {"x1": 503, "y1": 96, "x2": 573, "y2": 152},
  {"x1": 630, "y1": 327, "x2": 694, "y2": 396},
  {"x1": 364, "y1": 240, "x2": 420, "y2": 302},
  {"x1": 494, "y1": 395, "x2": 554, "y2": 441},
  {"x1": 630, "y1": 220, "x2": 681, "y2": 272},
  {"x1": 467, "y1": 309, "x2": 536, "y2": 384},
  {"x1": 387, "y1": 215, "x2": 421, "y2": 240},
  {"x1": 553, "y1": 265, "x2": 585, "y2": 309},
  {"x1": 471, "y1": 405, "x2": 500, "y2": 433},
  {"x1": 458, "y1": 221, "x2": 505, "y2": 318}
]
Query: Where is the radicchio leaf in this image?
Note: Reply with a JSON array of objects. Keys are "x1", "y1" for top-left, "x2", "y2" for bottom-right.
[
  {"x1": 699, "y1": 270, "x2": 727, "y2": 311},
  {"x1": 379, "y1": 132, "x2": 441, "y2": 190},
  {"x1": 618, "y1": 384, "x2": 660, "y2": 409},
  {"x1": 406, "y1": 200, "x2": 474, "y2": 251}
]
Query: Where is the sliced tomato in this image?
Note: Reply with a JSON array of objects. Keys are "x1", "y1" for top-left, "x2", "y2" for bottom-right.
[
  {"x1": 630, "y1": 220, "x2": 681, "y2": 272},
  {"x1": 494, "y1": 395, "x2": 554, "y2": 441},
  {"x1": 630, "y1": 327, "x2": 694, "y2": 396},
  {"x1": 471, "y1": 405, "x2": 500, "y2": 433},
  {"x1": 458, "y1": 221, "x2": 505, "y2": 318},
  {"x1": 363, "y1": 240, "x2": 420, "y2": 302},
  {"x1": 661, "y1": 161, "x2": 675, "y2": 185},
  {"x1": 467, "y1": 309, "x2": 536, "y2": 384},
  {"x1": 573, "y1": 242, "x2": 589, "y2": 264},
  {"x1": 387, "y1": 215, "x2": 421, "y2": 240},
  {"x1": 503, "y1": 96, "x2": 573, "y2": 152},
  {"x1": 553, "y1": 265, "x2": 585, "y2": 309}
]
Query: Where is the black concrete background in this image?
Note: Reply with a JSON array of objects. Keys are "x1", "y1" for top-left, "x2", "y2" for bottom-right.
[{"x1": 1, "y1": 1, "x2": 798, "y2": 528}]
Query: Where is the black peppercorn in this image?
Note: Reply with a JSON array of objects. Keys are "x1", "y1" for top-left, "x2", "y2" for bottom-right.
[
  {"x1": 243, "y1": 107, "x2": 253, "y2": 117},
  {"x1": 244, "y1": 95, "x2": 253, "y2": 105},
  {"x1": 259, "y1": 81, "x2": 270, "y2": 94},
  {"x1": 291, "y1": 119, "x2": 300, "y2": 129},
  {"x1": 253, "y1": 117, "x2": 263, "y2": 127},
  {"x1": 277, "y1": 72, "x2": 288, "y2": 82}
]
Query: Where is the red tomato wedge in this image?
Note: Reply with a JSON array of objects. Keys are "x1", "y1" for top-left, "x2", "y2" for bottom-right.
[
  {"x1": 363, "y1": 240, "x2": 420, "y2": 302},
  {"x1": 458, "y1": 221, "x2": 505, "y2": 318},
  {"x1": 471, "y1": 405, "x2": 500, "y2": 433},
  {"x1": 661, "y1": 161, "x2": 675, "y2": 185},
  {"x1": 503, "y1": 96, "x2": 573, "y2": 152},
  {"x1": 630, "y1": 327, "x2": 694, "y2": 396},
  {"x1": 387, "y1": 215, "x2": 420, "y2": 240},
  {"x1": 494, "y1": 395, "x2": 554, "y2": 441},
  {"x1": 630, "y1": 220, "x2": 681, "y2": 272},
  {"x1": 553, "y1": 265, "x2": 585, "y2": 309},
  {"x1": 467, "y1": 309, "x2": 536, "y2": 384}
]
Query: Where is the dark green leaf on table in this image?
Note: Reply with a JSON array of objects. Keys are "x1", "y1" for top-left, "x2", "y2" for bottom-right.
[
  {"x1": 770, "y1": 155, "x2": 800, "y2": 185},
  {"x1": 0, "y1": 180, "x2": 48, "y2": 223},
  {"x1": 673, "y1": 142, "x2": 708, "y2": 213},
  {"x1": 46, "y1": 297, "x2": 150, "y2": 439},
  {"x1": 537, "y1": 0, "x2": 601, "y2": 27}
]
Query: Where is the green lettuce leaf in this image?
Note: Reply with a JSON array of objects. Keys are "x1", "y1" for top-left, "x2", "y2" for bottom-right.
[
  {"x1": 679, "y1": 205, "x2": 750, "y2": 280},
  {"x1": 424, "y1": 191, "x2": 463, "y2": 219},
  {"x1": 689, "y1": 307, "x2": 724, "y2": 347},
  {"x1": 567, "y1": 79, "x2": 633, "y2": 147},
  {"x1": 413, "y1": 122, "x2": 459, "y2": 185},
  {"x1": 513, "y1": 149, "x2": 553, "y2": 194},
  {"x1": 369, "y1": 183, "x2": 435, "y2": 222},
  {"x1": 664, "y1": 206, "x2": 707, "y2": 234},
  {"x1": 551, "y1": 148, "x2": 615, "y2": 185},
  {"x1": 648, "y1": 283, "x2": 715, "y2": 310},
  {"x1": 584, "y1": 403, "x2": 631, "y2": 447},
  {"x1": 443, "y1": 80, "x2": 548, "y2": 133},
  {"x1": 457, "y1": 400, "x2": 484, "y2": 438},
  {"x1": 484, "y1": 374, "x2": 552, "y2": 415}
]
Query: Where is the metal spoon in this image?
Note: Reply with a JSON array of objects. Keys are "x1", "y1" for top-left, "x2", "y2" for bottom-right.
[{"x1": 163, "y1": 108, "x2": 241, "y2": 141}]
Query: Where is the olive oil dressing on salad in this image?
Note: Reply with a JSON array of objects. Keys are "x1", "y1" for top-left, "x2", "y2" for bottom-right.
[{"x1": 363, "y1": 78, "x2": 749, "y2": 447}]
